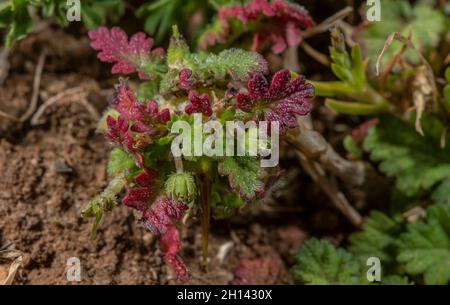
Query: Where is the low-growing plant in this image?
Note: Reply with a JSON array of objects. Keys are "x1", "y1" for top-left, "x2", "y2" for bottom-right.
[
  {"x1": 83, "y1": 24, "x2": 314, "y2": 281},
  {"x1": 79, "y1": 0, "x2": 450, "y2": 285}
]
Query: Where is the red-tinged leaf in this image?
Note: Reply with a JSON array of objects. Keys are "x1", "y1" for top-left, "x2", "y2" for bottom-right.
[
  {"x1": 123, "y1": 192, "x2": 190, "y2": 282},
  {"x1": 123, "y1": 188, "x2": 151, "y2": 211},
  {"x1": 112, "y1": 79, "x2": 142, "y2": 121},
  {"x1": 185, "y1": 90, "x2": 213, "y2": 117},
  {"x1": 122, "y1": 171, "x2": 157, "y2": 211},
  {"x1": 106, "y1": 115, "x2": 134, "y2": 152},
  {"x1": 237, "y1": 69, "x2": 314, "y2": 133},
  {"x1": 178, "y1": 68, "x2": 194, "y2": 90},
  {"x1": 141, "y1": 196, "x2": 188, "y2": 235},
  {"x1": 89, "y1": 27, "x2": 164, "y2": 80},
  {"x1": 232, "y1": 257, "x2": 283, "y2": 285},
  {"x1": 135, "y1": 170, "x2": 157, "y2": 187},
  {"x1": 112, "y1": 80, "x2": 170, "y2": 139},
  {"x1": 160, "y1": 226, "x2": 191, "y2": 282}
]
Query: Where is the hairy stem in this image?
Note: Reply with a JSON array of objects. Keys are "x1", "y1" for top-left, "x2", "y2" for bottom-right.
[{"x1": 199, "y1": 176, "x2": 211, "y2": 268}]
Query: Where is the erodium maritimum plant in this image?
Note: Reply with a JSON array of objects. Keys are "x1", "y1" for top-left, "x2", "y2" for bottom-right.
[{"x1": 82, "y1": 25, "x2": 314, "y2": 282}]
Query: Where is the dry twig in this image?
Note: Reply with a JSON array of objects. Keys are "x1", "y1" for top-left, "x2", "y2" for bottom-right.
[
  {"x1": 20, "y1": 48, "x2": 47, "y2": 122},
  {"x1": 302, "y1": 6, "x2": 354, "y2": 39},
  {"x1": 296, "y1": 150, "x2": 362, "y2": 226},
  {"x1": 0, "y1": 48, "x2": 47, "y2": 123},
  {"x1": 285, "y1": 124, "x2": 366, "y2": 187}
]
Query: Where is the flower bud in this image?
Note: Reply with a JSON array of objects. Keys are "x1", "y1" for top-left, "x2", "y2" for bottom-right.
[{"x1": 165, "y1": 172, "x2": 197, "y2": 203}]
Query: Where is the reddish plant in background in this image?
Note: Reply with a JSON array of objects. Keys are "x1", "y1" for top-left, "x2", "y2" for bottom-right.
[{"x1": 200, "y1": 0, "x2": 315, "y2": 54}]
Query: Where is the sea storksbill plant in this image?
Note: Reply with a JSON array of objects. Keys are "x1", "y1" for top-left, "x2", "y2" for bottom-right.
[{"x1": 82, "y1": 24, "x2": 314, "y2": 282}]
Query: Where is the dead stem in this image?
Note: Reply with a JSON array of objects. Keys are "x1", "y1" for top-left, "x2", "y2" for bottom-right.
[
  {"x1": 302, "y1": 6, "x2": 353, "y2": 39},
  {"x1": 285, "y1": 123, "x2": 365, "y2": 187},
  {"x1": 296, "y1": 151, "x2": 362, "y2": 227},
  {"x1": 300, "y1": 41, "x2": 330, "y2": 66},
  {"x1": 0, "y1": 48, "x2": 46, "y2": 123},
  {"x1": 30, "y1": 86, "x2": 84, "y2": 125},
  {"x1": 20, "y1": 48, "x2": 47, "y2": 122}
]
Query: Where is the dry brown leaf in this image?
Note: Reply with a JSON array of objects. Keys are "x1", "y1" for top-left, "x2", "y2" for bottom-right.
[{"x1": 376, "y1": 32, "x2": 438, "y2": 135}]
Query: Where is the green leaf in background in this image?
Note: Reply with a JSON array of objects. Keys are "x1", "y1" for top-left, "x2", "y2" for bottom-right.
[
  {"x1": 218, "y1": 156, "x2": 264, "y2": 201},
  {"x1": 329, "y1": 43, "x2": 367, "y2": 90},
  {"x1": 1, "y1": 0, "x2": 125, "y2": 47},
  {"x1": 343, "y1": 135, "x2": 363, "y2": 158},
  {"x1": 361, "y1": 0, "x2": 447, "y2": 70},
  {"x1": 6, "y1": 0, "x2": 34, "y2": 47},
  {"x1": 397, "y1": 205, "x2": 450, "y2": 284},
  {"x1": 363, "y1": 114, "x2": 450, "y2": 199},
  {"x1": 292, "y1": 239, "x2": 362, "y2": 284},
  {"x1": 136, "y1": 0, "x2": 212, "y2": 44},
  {"x1": 349, "y1": 211, "x2": 405, "y2": 265}
]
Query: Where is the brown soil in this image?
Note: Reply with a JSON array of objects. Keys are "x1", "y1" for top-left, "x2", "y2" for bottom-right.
[{"x1": 0, "y1": 27, "x2": 349, "y2": 285}]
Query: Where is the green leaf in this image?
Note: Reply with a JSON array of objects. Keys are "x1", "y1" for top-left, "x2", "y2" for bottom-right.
[
  {"x1": 0, "y1": 2, "x2": 13, "y2": 28},
  {"x1": 6, "y1": 0, "x2": 34, "y2": 47},
  {"x1": 137, "y1": 0, "x2": 210, "y2": 44},
  {"x1": 218, "y1": 156, "x2": 264, "y2": 201},
  {"x1": 432, "y1": 179, "x2": 450, "y2": 206},
  {"x1": 292, "y1": 239, "x2": 362, "y2": 284},
  {"x1": 137, "y1": 79, "x2": 160, "y2": 101},
  {"x1": 381, "y1": 275, "x2": 412, "y2": 285},
  {"x1": 81, "y1": 4, "x2": 105, "y2": 29},
  {"x1": 343, "y1": 135, "x2": 363, "y2": 158},
  {"x1": 349, "y1": 211, "x2": 405, "y2": 266},
  {"x1": 397, "y1": 205, "x2": 450, "y2": 284},
  {"x1": 167, "y1": 25, "x2": 192, "y2": 69},
  {"x1": 328, "y1": 31, "x2": 367, "y2": 90},
  {"x1": 107, "y1": 147, "x2": 136, "y2": 175},
  {"x1": 201, "y1": 48, "x2": 268, "y2": 81},
  {"x1": 363, "y1": 114, "x2": 450, "y2": 198}
]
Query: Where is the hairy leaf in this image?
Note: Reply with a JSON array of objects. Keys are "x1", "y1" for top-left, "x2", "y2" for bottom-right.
[
  {"x1": 363, "y1": 114, "x2": 450, "y2": 198},
  {"x1": 349, "y1": 211, "x2": 405, "y2": 265},
  {"x1": 292, "y1": 239, "x2": 362, "y2": 284},
  {"x1": 237, "y1": 69, "x2": 314, "y2": 133},
  {"x1": 397, "y1": 205, "x2": 450, "y2": 284},
  {"x1": 218, "y1": 156, "x2": 264, "y2": 201},
  {"x1": 107, "y1": 147, "x2": 136, "y2": 175},
  {"x1": 89, "y1": 26, "x2": 165, "y2": 80},
  {"x1": 201, "y1": 48, "x2": 269, "y2": 81}
]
